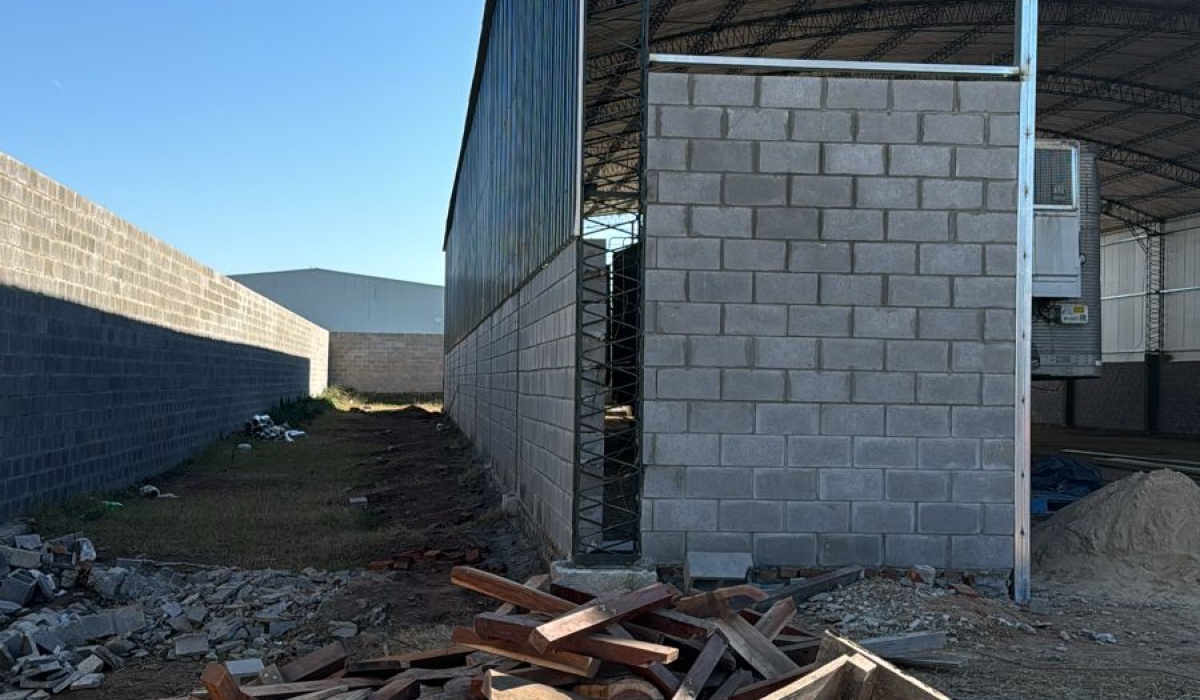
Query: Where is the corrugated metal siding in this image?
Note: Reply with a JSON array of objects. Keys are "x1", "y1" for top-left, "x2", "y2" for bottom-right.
[
  {"x1": 445, "y1": 0, "x2": 580, "y2": 349},
  {"x1": 1100, "y1": 234, "x2": 1146, "y2": 361},
  {"x1": 1164, "y1": 216, "x2": 1200, "y2": 360}
]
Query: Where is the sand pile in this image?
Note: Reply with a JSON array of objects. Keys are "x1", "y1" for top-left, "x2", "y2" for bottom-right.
[{"x1": 1033, "y1": 469, "x2": 1200, "y2": 596}]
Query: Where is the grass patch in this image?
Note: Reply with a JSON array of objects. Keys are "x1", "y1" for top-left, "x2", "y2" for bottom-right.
[
  {"x1": 34, "y1": 407, "x2": 401, "y2": 571},
  {"x1": 323, "y1": 386, "x2": 443, "y2": 412}
]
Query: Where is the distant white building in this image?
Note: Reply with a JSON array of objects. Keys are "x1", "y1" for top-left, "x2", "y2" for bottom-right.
[{"x1": 232, "y1": 268, "x2": 445, "y2": 394}]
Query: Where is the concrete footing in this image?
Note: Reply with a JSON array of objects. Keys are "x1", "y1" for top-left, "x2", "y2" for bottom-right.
[{"x1": 550, "y1": 559, "x2": 658, "y2": 596}]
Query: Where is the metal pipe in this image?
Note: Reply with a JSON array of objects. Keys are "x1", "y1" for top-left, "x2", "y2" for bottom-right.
[
  {"x1": 1012, "y1": 0, "x2": 1039, "y2": 605},
  {"x1": 1160, "y1": 285, "x2": 1200, "y2": 295},
  {"x1": 1101, "y1": 292, "x2": 1148, "y2": 301},
  {"x1": 648, "y1": 53, "x2": 1022, "y2": 77}
]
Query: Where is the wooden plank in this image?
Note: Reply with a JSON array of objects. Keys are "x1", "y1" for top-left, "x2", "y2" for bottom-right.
[
  {"x1": 495, "y1": 668, "x2": 580, "y2": 688},
  {"x1": 845, "y1": 654, "x2": 879, "y2": 700},
  {"x1": 674, "y1": 586, "x2": 768, "y2": 618},
  {"x1": 857, "y1": 632, "x2": 946, "y2": 658},
  {"x1": 482, "y1": 671, "x2": 588, "y2": 700},
  {"x1": 240, "y1": 680, "x2": 383, "y2": 698},
  {"x1": 573, "y1": 678, "x2": 663, "y2": 700},
  {"x1": 368, "y1": 677, "x2": 419, "y2": 700},
  {"x1": 201, "y1": 664, "x2": 250, "y2": 700},
  {"x1": 451, "y1": 627, "x2": 600, "y2": 678},
  {"x1": 756, "y1": 659, "x2": 848, "y2": 700},
  {"x1": 709, "y1": 670, "x2": 751, "y2": 700},
  {"x1": 738, "y1": 612, "x2": 816, "y2": 640},
  {"x1": 751, "y1": 599, "x2": 795, "y2": 641},
  {"x1": 475, "y1": 613, "x2": 679, "y2": 667},
  {"x1": 727, "y1": 664, "x2": 820, "y2": 700},
  {"x1": 752, "y1": 568, "x2": 863, "y2": 611},
  {"x1": 288, "y1": 686, "x2": 349, "y2": 700},
  {"x1": 280, "y1": 642, "x2": 348, "y2": 683},
  {"x1": 815, "y1": 633, "x2": 950, "y2": 700},
  {"x1": 602, "y1": 625, "x2": 680, "y2": 697},
  {"x1": 776, "y1": 640, "x2": 821, "y2": 666},
  {"x1": 881, "y1": 654, "x2": 966, "y2": 671},
  {"x1": 669, "y1": 633, "x2": 727, "y2": 700},
  {"x1": 452, "y1": 567, "x2": 574, "y2": 615},
  {"x1": 258, "y1": 666, "x2": 286, "y2": 686},
  {"x1": 715, "y1": 614, "x2": 799, "y2": 679},
  {"x1": 549, "y1": 583, "x2": 712, "y2": 640},
  {"x1": 347, "y1": 647, "x2": 474, "y2": 676},
  {"x1": 328, "y1": 691, "x2": 371, "y2": 700},
  {"x1": 530, "y1": 584, "x2": 678, "y2": 652}
]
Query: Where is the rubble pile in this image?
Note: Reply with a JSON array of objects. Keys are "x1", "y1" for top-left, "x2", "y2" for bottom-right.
[
  {"x1": 0, "y1": 530, "x2": 366, "y2": 695},
  {"x1": 244, "y1": 414, "x2": 307, "y2": 442}
]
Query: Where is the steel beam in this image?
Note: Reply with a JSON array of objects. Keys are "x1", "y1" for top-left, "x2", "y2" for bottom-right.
[
  {"x1": 1102, "y1": 198, "x2": 1164, "y2": 230},
  {"x1": 1037, "y1": 72, "x2": 1200, "y2": 120},
  {"x1": 1038, "y1": 128, "x2": 1200, "y2": 191},
  {"x1": 648, "y1": 54, "x2": 1020, "y2": 76}
]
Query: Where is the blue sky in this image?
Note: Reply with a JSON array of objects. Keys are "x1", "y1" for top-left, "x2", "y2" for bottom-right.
[{"x1": 0, "y1": 1, "x2": 485, "y2": 286}]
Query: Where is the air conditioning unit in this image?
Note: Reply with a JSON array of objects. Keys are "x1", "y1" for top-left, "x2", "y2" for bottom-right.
[{"x1": 1031, "y1": 140, "x2": 1102, "y2": 379}]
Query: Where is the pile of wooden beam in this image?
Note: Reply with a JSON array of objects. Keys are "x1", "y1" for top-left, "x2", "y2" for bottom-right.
[{"x1": 191, "y1": 567, "x2": 948, "y2": 700}]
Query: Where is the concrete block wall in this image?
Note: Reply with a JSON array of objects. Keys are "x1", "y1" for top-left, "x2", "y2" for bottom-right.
[
  {"x1": 0, "y1": 153, "x2": 329, "y2": 518},
  {"x1": 642, "y1": 74, "x2": 1019, "y2": 571},
  {"x1": 329, "y1": 332, "x2": 444, "y2": 394},
  {"x1": 445, "y1": 242, "x2": 577, "y2": 556}
]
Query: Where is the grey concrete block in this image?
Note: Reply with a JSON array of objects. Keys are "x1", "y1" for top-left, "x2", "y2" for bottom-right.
[
  {"x1": 756, "y1": 468, "x2": 819, "y2": 499},
  {"x1": 853, "y1": 372, "x2": 915, "y2": 403},
  {"x1": 983, "y1": 503, "x2": 1015, "y2": 535},
  {"x1": 721, "y1": 501, "x2": 784, "y2": 532},
  {"x1": 888, "y1": 211, "x2": 950, "y2": 242},
  {"x1": 727, "y1": 108, "x2": 789, "y2": 141},
  {"x1": 644, "y1": 401, "x2": 688, "y2": 434},
  {"x1": 756, "y1": 403, "x2": 820, "y2": 436},
  {"x1": 642, "y1": 532, "x2": 686, "y2": 563},
  {"x1": 985, "y1": 310, "x2": 1015, "y2": 341},
  {"x1": 647, "y1": 139, "x2": 688, "y2": 171},
  {"x1": 725, "y1": 304, "x2": 787, "y2": 336},
  {"x1": 657, "y1": 368, "x2": 721, "y2": 400},
  {"x1": 789, "y1": 242, "x2": 852, "y2": 273},
  {"x1": 646, "y1": 270, "x2": 687, "y2": 302},
  {"x1": 886, "y1": 405, "x2": 951, "y2": 437},
  {"x1": 722, "y1": 435, "x2": 786, "y2": 467},
  {"x1": 725, "y1": 174, "x2": 788, "y2": 206},
  {"x1": 656, "y1": 499, "x2": 719, "y2": 531},
  {"x1": 854, "y1": 435, "x2": 917, "y2": 467},
  {"x1": 755, "y1": 273, "x2": 819, "y2": 305},
  {"x1": 689, "y1": 532, "x2": 753, "y2": 554},
  {"x1": 754, "y1": 534, "x2": 817, "y2": 566},
  {"x1": 723, "y1": 369, "x2": 786, "y2": 400},
  {"x1": 989, "y1": 115, "x2": 1020, "y2": 146},
  {"x1": 887, "y1": 276, "x2": 951, "y2": 308},
  {"x1": 885, "y1": 534, "x2": 949, "y2": 567},
  {"x1": 791, "y1": 175, "x2": 854, "y2": 207},
  {"x1": 854, "y1": 243, "x2": 917, "y2": 274},
  {"x1": 953, "y1": 471, "x2": 1014, "y2": 503},
  {"x1": 886, "y1": 340, "x2": 949, "y2": 372},
  {"x1": 645, "y1": 335, "x2": 685, "y2": 365},
  {"x1": 821, "y1": 338, "x2": 886, "y2": 371},
  {"x1": 954, "y1": 277, "x2": 1015, "y2": 309},
  {"x1": 658, "y1": 238, "x2": 722, "y2": 269},
  {"x1": 820, "y1": 469, "x2": 884, "y2": 500},
  {"x1": 819, "y1": 533, "x2": 883, "y2": 566},
  {"x1": 693, "y1": 74, "x2": 756, "y2": 106},
  {"x1": 951, "y1": 535, "x2": 1014, "y2": 569},
  {"x1": 791, "y1": 111, "x2": 854, "y2": 142},
  {"x1": 956, "y1": 147, "x2": 1018, "y2": 179},
  {"x1": 692, "y1": 140, "x2": 755, "y2": 173},
  {"x1": 686, "y1": 551, "x2": 754, "y2": 581},
  {"x1": 918, "y1": 309, "x2": 983, "y2": 340},
  {"x1": 646, "y1": 204, "x2": 689, "y2": 237},
  {"x1": 821, "y1": 404, "x2": 885, "y2": 436},
  {"x1": 920, "y1": 244, "x2": 983, "y2": 275},
  {"x1": 689, "y1": 271, "x2": 753, "y2": 303},
  {"x1": 919, "y1": 503, "x2": 981, "y2": 534},
  {"x1": 758, "y1": 143, "x2": 820, "y2": 173},
  {"x1": 755, "y1": 208, "x2": 820, "y2": 240},
  {"x1": 825, "y1": 144, "x2": 886, "y2": 175},
  {"x1": 826, "y1": 78, "x2": 889, "y2": 109},
  {"x1": 922, "y1": 180, "x2": 983, "y2": 210},
  {"x1": 952, "y1": 342, "x2": 1014, "y2": 373},
  {"x1": 858, "y1": 112, "x2": 919, "y2": 143},
  {"x1": 658, "y1": 172, "x2": 724, "y2": 204},
  {"x1": 982, "y1": 374, "x2": 1014, "y2": 405},
  {"x1": 689, "y1": 336, "x2": 751, "y2": 367},
  {"x1": 656, "y1": 302, "x2": 721, "y2": 334},
  {"x1": 725, "y1": 240, "x2": 787, "y2": 271},
  {"x1": 660, "y1": 106, "x2": 724, "y2": 138},
  {"x1": 917, "y1": 373, "x2": 980, "y2": 405},
  {"x1": 644, "y1": 465, "x2": 685, "y2": 498},
  {"x1": 787, "y1": 501, "x2": 850, "y2": 533},
  {"x1": 754, "y1": 337, "x2": 818, "y2": 369},
  {"x1": 647, "y1": 73, "x2": 690, "y2": 105},
  {"x1": 952, "y1": 406, "x2": 1014, "y2": 438},
  {"x1": 787, "y1": 435, "x2": 852, "y2": 466},
  {"x1": 892, "y1": 81, "x2": 955, "y2": 111},
  {"x1": 857, "y1": 178, "x2": 919, "y2": 210},
  {"x1": 760, "y1": 76, "x2": 823, "y2": 108},
  {"x1": 687, "y1": 467, "x2": 754, "y2": 498},
  {"x1": 922, "y1": 114, "x2": 984, "y2": 144},
  {"x1": 919, "y1": 438, "x2": 980, "y2": 470},
  {"x1": 958, "y1": 81, "x2": 1020, "y2": 113},
  {"x1": 853, "y1": 502, "x2": 915, "y2": 533},
  {"x1": 654, "y1": 433, "x2": 719, "y2": 466},
  {"x1": 693, "y1": 206, "x2": 754, "y2": 238},
  {"x1": 886, "y1": 470, "x2": 950, "y2": 502},
  {"x1": 957, "y1": 213, "x2": 1017, "y2": 242},
  {"x1": 789, "y1": 306, "x2": 852, "y2": 338},
  {"x1": 888, "y1": 145, "x2": 952, "y2": 177},
  {"x1": 853, "y1": 308, "x2": 916, "y2": 339},
  {"x1": 986, "y1": 244, "x2": 1017, "y2": 276},
  {"x1": 987, "y1": 181, "x2": 1018, "y2": 212},
  {"x1": 821, "y1": 274, "x2": 883, "y2": 306},
  {"x1": 691, "y1": 401, "x2": 755, "y2": 434}
]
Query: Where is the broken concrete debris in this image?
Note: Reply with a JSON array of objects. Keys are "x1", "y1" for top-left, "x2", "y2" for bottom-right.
[
  {"x1": 244, "y1": 414, "x2": 308, "y2": 442},
  {"x1": 0, "y1": 529, "x2": 363, "y2": 695}
]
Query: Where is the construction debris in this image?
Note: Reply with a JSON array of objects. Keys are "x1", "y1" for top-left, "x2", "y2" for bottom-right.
[{"x1": 244, "y1": 415, "x2": 308, "y2": 442}]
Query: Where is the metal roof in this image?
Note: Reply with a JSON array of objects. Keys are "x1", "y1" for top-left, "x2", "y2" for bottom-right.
[{"x1": 577, "y1": 0, "x2": 1200, "y2": 232}]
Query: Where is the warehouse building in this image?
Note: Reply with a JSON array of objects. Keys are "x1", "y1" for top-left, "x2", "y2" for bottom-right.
[{"x1": 443, "y1": 0, "x2": 1200, "y2": 601}]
